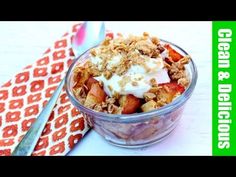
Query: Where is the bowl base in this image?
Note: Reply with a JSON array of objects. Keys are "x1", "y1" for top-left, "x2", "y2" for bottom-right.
[{"x1": 104, "y1": 122, "x2": 178, "y2": 149}]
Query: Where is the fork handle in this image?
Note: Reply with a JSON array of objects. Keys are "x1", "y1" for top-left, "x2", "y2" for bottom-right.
[{"x1": 11, "y1": 77, "x2": 65, "y2": 156}]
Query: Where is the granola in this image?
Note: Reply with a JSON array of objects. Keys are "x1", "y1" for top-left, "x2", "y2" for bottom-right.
[{"x1": 72, "y1": 33, "x2": 191, "y2": 114}]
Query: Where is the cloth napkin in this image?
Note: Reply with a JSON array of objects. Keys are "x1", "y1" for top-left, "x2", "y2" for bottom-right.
[{"x1": 0, "y1": 23, "x2": 113, "y2": 156}]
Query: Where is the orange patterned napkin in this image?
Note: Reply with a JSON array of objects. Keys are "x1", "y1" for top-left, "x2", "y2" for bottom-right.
[{"x1": 0, "y1": 23, "x2": 112, "y2": 156}]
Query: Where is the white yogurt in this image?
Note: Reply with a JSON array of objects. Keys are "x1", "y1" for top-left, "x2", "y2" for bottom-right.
[{"x1": 91, "y1": 53, "x2": 170, "y2": 98}]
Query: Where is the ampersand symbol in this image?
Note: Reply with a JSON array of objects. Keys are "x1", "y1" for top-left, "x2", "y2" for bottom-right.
[{"x1": 218, "y1": 71, "x2": 230, "y2": 81}]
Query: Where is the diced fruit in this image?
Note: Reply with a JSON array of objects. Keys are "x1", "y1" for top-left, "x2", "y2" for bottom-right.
[
  {"x1": 141, "y1": 100, "x2": 157, "y2": 112},
  {"x1": 84, "y1": 83, "x2": 106, "y2": 107},
  {"x1": 159, "y1": 82, "x2": 185, "y2": 94},
  {"x1": 119, "y1": 94, "x2": 141, "y2": 114},
  {"x1": 89, "y1": 83, "x2": 106, "y2": 102},
  {"x1": 164, "y1": 44, "x2": 183, "y2": 62},
  {"x1": 86, "y1": 77, "x2": 99, "y2": 90},
  {"x1": 158, "y1": 82, "x2": 185, "y2": 103}
]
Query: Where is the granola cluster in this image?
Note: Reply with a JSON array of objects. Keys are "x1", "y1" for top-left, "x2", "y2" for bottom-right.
[
  {"x1": 87, "y1": 33, "x2": 164, "y2": 78},
  {"x1": 72, "y1": 33, "x2": 191, "y2": 114}
]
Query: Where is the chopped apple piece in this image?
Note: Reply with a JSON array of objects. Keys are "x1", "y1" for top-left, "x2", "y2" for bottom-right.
[
  {"x1": 141, "y1": 100, "x2": 157, "y2": 112},
  {"x1": 85, "y1": 77, "x2": 99, "y2": 90},
  {"x1": 159, "y1": 82, "x2": 185, "y2": 94},
  {"x1": 164, "y1": 44, "x2": 183, "y2": 62},
  {"x1": 84, "y1": 83, "x2": 106, "y2": 107},
  {"x1": 158, "y1": 82, "x2": 185, "y2": 103},
  {"x1": 119, "y1": 94, "x2": 141, "y2": 114}
]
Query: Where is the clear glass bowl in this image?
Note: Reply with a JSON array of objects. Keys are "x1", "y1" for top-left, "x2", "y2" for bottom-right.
[{"x1": 65, "y1": 40, "x2": 198, "y2": 148}]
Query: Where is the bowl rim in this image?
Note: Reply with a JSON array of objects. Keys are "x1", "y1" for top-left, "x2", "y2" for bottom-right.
[{"x1": 65, "y1": 39, "x2": 198, "y2": 123}]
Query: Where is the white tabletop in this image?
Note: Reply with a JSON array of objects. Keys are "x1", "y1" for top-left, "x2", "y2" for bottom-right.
[{"x1": 0, "y1": 21, "x2": 212, "y2": 155}]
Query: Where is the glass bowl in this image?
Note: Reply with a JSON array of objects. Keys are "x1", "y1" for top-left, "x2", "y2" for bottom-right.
[{"x1": 65, "y1": 39, "x2": 198, "y2": 148}]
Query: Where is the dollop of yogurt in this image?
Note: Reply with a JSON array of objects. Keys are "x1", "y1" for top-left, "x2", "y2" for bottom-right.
[{"x1": 90, "y1": 53, "x2": 170, "y2": 99}]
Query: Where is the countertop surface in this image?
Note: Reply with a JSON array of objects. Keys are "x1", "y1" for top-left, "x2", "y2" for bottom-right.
[{"x1": 0, "y1": 22, "x2": 212, "y2": 155}]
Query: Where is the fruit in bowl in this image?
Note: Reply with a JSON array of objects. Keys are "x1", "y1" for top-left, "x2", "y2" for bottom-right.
[{"x1": 66, "y1": 32, "x2": 197, "y2": 147}]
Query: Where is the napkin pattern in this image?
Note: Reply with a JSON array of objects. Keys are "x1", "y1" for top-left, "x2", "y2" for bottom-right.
[{"x1": 0, "y1": 23, "x2": 112, "y2": 156}]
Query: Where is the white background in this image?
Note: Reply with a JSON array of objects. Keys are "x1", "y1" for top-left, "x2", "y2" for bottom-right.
[{"x1": 0, "y1": 22, "x2": 212, "y2": 155}]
